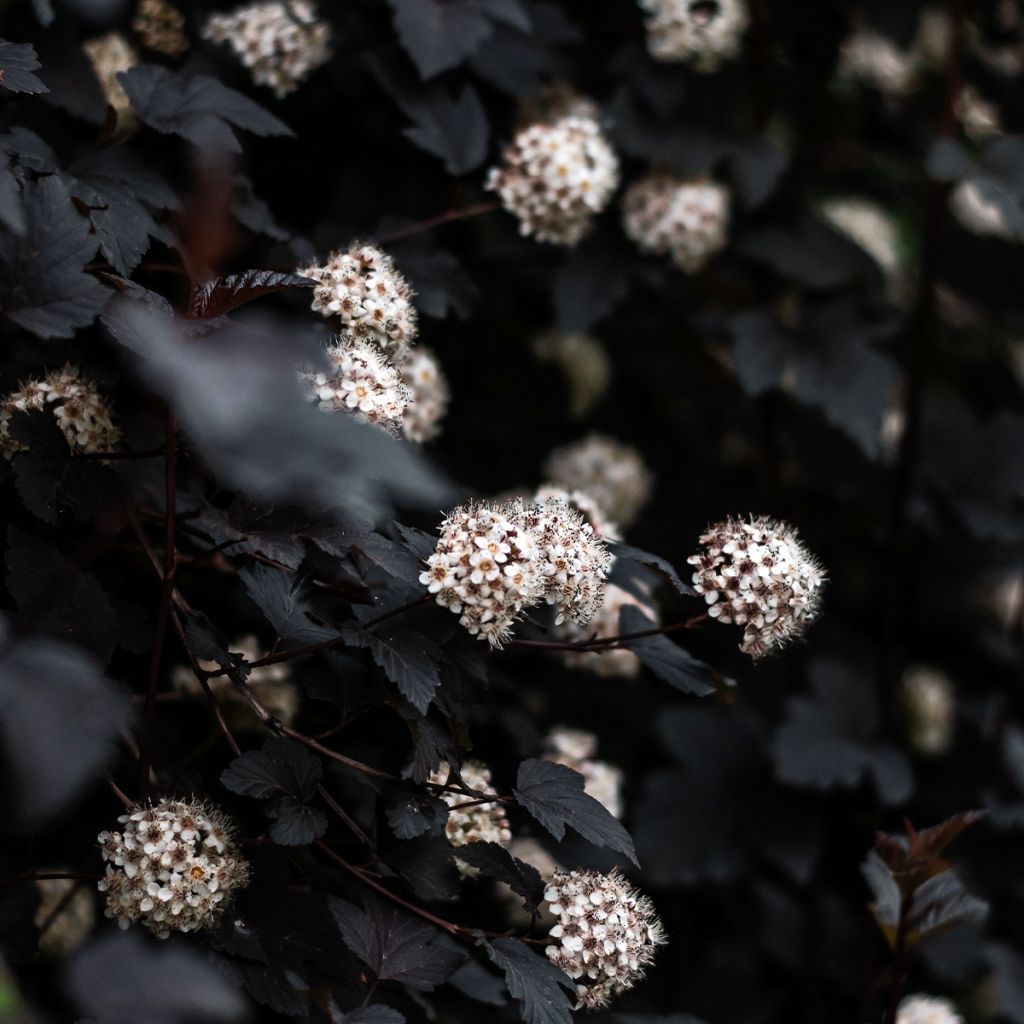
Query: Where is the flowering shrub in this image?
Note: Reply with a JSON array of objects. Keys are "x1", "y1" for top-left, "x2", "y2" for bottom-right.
[{"x1": 0, "y1": 2, "x2": 1021, "y2": 1023}]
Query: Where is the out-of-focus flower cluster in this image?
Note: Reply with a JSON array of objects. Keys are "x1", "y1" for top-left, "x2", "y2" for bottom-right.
[
  {"x1": 533, "y1": 331, "x2": 611, "y2": 419},
  {"x1": 399, "y1": 347, "x2": 450, "y2": 443},
  {"x1": 896, "y1": 995, "x2": 963, "y2": 1024},
  {"x1": 1, "y1": 365, "x2": 119, "y2": 460},
  {"x1": 636, "y1": 0, "x2": 749, "y2": 70},
  {"x1": 688, "y1": 515, "x2": 824, "y2": 659},
  {"x1": 203, "y1": 1, "x2": 331, "y2": 98},
  {"x1": 97, "y1": 799, "x2": 249, "y2": 939},
  {"x1": 486, "y1": 110, "x2": 620, "y2": 245},
  {"x1": 83, "y1": 33, "x2": 138, "y2": 122},
  {"x1": 429, "y1": 760, "x2": 511, "y2": 874},
  {"x1": 900, "y1": 666, "x2": 956, "y2": 756},
  {"x1": 623, "y1": 172, "x2": 731, "y2": 274},
  {"x1": 133, "y1": 0, "x2": 189, "y2": 57},
  {"x1": 544, "y1": 869, "x2": 666, "y2": 1008},
  {"x1": 34, "y1": 876, "x2": 95, "y2": 957},
  {"x1": 545, "y1": 728, "x2": 624, "y2": 819}
]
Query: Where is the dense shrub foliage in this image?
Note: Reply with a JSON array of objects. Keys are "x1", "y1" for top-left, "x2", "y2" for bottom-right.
[{"x1": 2, "y1": 1, "x2": 1024, "y2": 1022}]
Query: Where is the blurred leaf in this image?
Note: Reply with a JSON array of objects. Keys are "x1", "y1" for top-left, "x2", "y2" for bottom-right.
[
  {"x1": 729, "y1": 136, "x2": 788, "y2": 209},
  {"x1": 515, "y1": 758, "x2": 637, "y2": 864},
  {"x1": 552, "y1": 233, "x2": 630, "y2": 334},
  {"x1": 0, "y1": 41, "x2": 47, "y2": 94},
  {"x1": 990, "y1": 943, "x2": 1024, "y2": 1024}
]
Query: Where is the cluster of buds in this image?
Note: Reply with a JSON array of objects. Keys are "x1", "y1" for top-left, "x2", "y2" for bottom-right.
[
  {"x1": 83, "y1": 33, "x2": 138, "y2": 123},
  {"x1": 900, "y1": 667, "x2": 956, "y2": 756},
  {"x1": 557, "y1": 582, "x2": 660, "y2": 679},
  {"x1": 544, "y1": 434, "x2": 653, "y2": 528},
  {"x1": 398, "y1": 347, "x2": 450, "y2": 444},
  {"x1": 202, "y1": 1, "x2": 332, "y2": 98},
  {"x1": 544, "y1": 869, "x2": 666, "y2": 1008},
  {"x1": 300, "y1": 243, "x2": 418, "y2": 356},
  {"x1": 1, "y1": 365, "x2": 119, "y2": 460},
  {"x1": 133, "y1": 0, "x2": 189, "y2": 57},
  {"x1": 486, "y1": 110, "x2": 620, "y2": 245},
  {"x1": 622, "y1": 172, "x2": 730, "y2": 274},
  {"x1": 688, "y1": 516, "x2": 824, "y2": 659},
  {"x1": 171, "y1": 635, "x2": 298, "y2": 727},
  {"x1": 545, "y1": 728, "x2": 624, "y2": 819},
  {"x1": 636, "y1": 0, "x2": 749, "y2": 70},
  {"x1": 97, "y1": 799, "x2": 249, "y2": 939},
  {"x1": 301, "y1": 337, "x2": 411, "y2": 437},
  {"x1": 429, "y1": 760, "x2": 511, "y2": 870},
  {"x1": 420, "y1": 496, "x2": 612, "y2": 647},
  {"x1": 897, "y1": 995, "x2": 963, "y2": 1024}
]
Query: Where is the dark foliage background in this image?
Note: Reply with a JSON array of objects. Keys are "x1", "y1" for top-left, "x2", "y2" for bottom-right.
[{"x1": 1, "y1": 0, "x2": 1024, "y2": 1022}]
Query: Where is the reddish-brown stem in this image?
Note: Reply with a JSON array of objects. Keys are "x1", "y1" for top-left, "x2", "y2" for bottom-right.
[
  {"x1": 108, "y1": 776, "x2": 134, "y2": 808},
  {"x1": 507, "y1": 614, "x2": 708, "y2": 652},
  {"x1": 138, "y1": 411, "x2": 178, "y2": 798},
  {"x1": 376, "y1": 201, "x2": 498, "y2": 244},
  {"x1": 75, "y1": 445, "x2": 165, "y2": 461},
  {"x1": 0, "y1": 872, "x2": 101, "y2": 888}
]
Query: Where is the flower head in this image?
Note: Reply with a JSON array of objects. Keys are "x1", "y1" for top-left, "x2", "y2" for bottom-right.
[
  {"x1": 301, "y1": 338, "x2": 411, "y2": 437},
  {"x1": 398, "y1": 346, "x2": 450, "y2": 444},
  {"x1": 545, "y1": 728, "x2": 623, "y2": 819},
  {"x1": 837, "y1": 26, "x2": 918, "y2": 97},
  {"x1": 485, "y1": 113, "x2": 620, "y2": 246},
  {"x1": 688, "y1": 515, "x2": 824, "y2": 659},
  {"x1": 83, "y1": 33, "x2": 139, "y2": 123},
  {"x1": 430, "y1": 760, "x2": 511, "y2": 874},
  {"x1": 299, "y1": 243, "x2": 418, "y2": 354},
  {"x1": 203, "y1": 1, "x2": 331, "y2": 98},
  {"x1": 1, "y1": 365, "x2": 119, "y2": 460},
  {"x1": 544, "y1": 869, "x2": 666, "y2": 1008},
  {"x1": 897, "y1": 995, "x2": 963, "y2": 1024},
  {"x1": 543, "y1": 434, "x2": 653, "y2": 528},
  {"x1": 623, "y1": 172, "x2": 730, "y2": 273},
  {"x1": 637, "y1": 0, "x2": 749, "y2": 69},
  {"x1": 133, "y1": 0, "x2": 189, "y2": 57},
  {"x1": 97, "y1": 798, "x2": 249, "y2": 939}
]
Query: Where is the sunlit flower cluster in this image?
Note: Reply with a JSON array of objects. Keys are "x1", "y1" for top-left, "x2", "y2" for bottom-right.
[
  {"x1": 896, "y1": 995, "x2": 963, "y2": 1024},
  {"x1": 544, "y1": 434, "x2": 653, "y2": 528},
  {"x1": 97, "y1": 799, "x2": 249, "y2": 940},
  {"x1": 622, "y1": 172, "x2": 730, "y2": 273},
  {"x1": 545, "y1": 728, "x2": 624, "y2": 819},
  {"x1": 171, "y1": 635, "x2": 298, "y2": 726},
  {"x1": 83, "y1": 33, "x2": 138, "y2": 122},
  {"x1": 133, "y1": 0, "x2": 189, "y2": 57},
  {"x1": 302, "y1": 338, "x2": 411, "y2": 437},
  {"x1": 533, "y1": 331, "x2": 611, "y2": 419},
  {"x1": 202, "y1": 0, "x2": 331, "y2": 98},
  {"x1": 557, "y1": 582, "x2": 659, "y2": 679},
  {"x1": 35, "y1": 876, "x2": 95, "y2": 957},
  {"x1": 1, "y1": 365, "x2": 119, "y2": 460},
  {"x1": 900, "y1": 667, "x2": 955, "y2": 756},
  {"x1": 429, "y1": 760, "x2": 511, "y2": 857},
  {"x1": 421, "y1": 496, "x2": 612, "y2": 646},
  {"x1": 637, "y1": 0, "x2": 748, "y2": 69},
  {"x1": 544, "y1": 869, "x2": 666, "y2": 1009},
  {"x1": 398, "y1": 347, "x2": 450, "y2": 444},
  {"x1": 688, "y1": 516, "x2": 825, "y2": 659},
  {"x1": 486, "y1": 113, "x2": 620, "y2": 245},
  {"x1": 300, "y1": 243, "x2": 418, "y2": 355}
]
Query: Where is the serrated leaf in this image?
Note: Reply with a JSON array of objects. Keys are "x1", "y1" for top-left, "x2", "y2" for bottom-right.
[
  {"x1": 609, "y1": 543, "x2": 695, "y2": 597},
  {"x1": 0, "y1": 40, "x2": 48, "y2": 94},
  {"x1": 341, "y1": 620, "x2": 442, "y2": 714},
  {"x1": 119, "y1": 65, "x2": 291, "y2": 152},
  {"x1": 330, "y1": 894, "x2": 464, "y2": 991},
  {"x1": 619, "y1": 606, "x2": 714, "y2": 697},
  {"x1": 189, "y1": 270, "x2": 315, "y2": 319},
  {"x1": 514, "y1": 759, "x2": 637, "y2": 865},
  {"x1": 239, "y1": 563, "x2": 339, "y2": 647},
  {"x1": 449, "y1": 842, "x2": 545, "y2": 912},
  {"x1": 482, "y1": 938, "x2": 575, "y2": 1024},
  {"x1": 386, "y1": 787, "x2": 449, "y2": 839}
]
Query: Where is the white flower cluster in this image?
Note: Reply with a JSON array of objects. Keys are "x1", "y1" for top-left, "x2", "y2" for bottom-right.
[
  {"x1": 544, "y1": 434, "x2": 653, "y2": 528},
  {"x1": 202, "y1": 1, "x2": 331, "y2": 98},
  {"x1": 950, "y1": 179, "x2": 1016, "y2": 240},
  {"x1": 302, "y1": 338, "x2": 411, "y2": 437},
  {"x1": 35, "y1": 876, "x2": 95, "y2": 957},
  {"x1": 1, "y1": 365, "x2": 119, "y2": 460},
  {"x1": 534, "y1": 484, "x2": 620, "y2": 544},
  {"x1": 420, "y1": 496, "x2": 612, "y2": 646},
  {"x1": 97, "y1": 799, "x2": 249, "y2": 939},
  {"x1": 897, "y1": 995, "x2": 963, "y2": 1024},
  {"x1": 83, "y1": 33, "x2": 138, "y2": 122},
  {"x1": 486, "y1": 113, "x2": 620, "y2": 245},
  {"x1": 533, "y1": 331, "x2": 611, "y2": 419},
  {"x1": 622, "y1": 172, "x2": 730, "y2": 274},
  {"x1": 819, "y1": 196, "x2": 902, "y2": 282},
  {"x1": 544, "y1": 869, "x2": 666, "y2": 1009},
  {"x1": 429, "y1": 760, "x2": 511, "y2": 852},
  {"x1": 133, "y1": 0, "x2": 189, "y2": 57},
  {"x1": 171, "y1": 635, "x2": 298, "y2": 726},
  {"x1": 545, "y1": 728, "x2": 623, "y2": 819},
  {"x1": 300, "y1": 243, "x2": 418, "y2": 355},
  {"x1": 900, "y1": 667, "x2": 955, "y2": 756},
  {"x1": 399, "y1": 347, "x2": 449, "y2": 443},
  {"x1": 637, "y1": 0, "x2": 749, "y2": 70},
  {"x1": 688, "y1": 516, "x2": 825, "y2": 659},
  {"x1": 837, "y1": 26, "x2": 918, "y2": 97},
  {"x1": 557, "y1": 582, "x2": 659, "y2": 679}
]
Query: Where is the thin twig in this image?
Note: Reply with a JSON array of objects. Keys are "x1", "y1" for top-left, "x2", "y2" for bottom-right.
[
  {"x1": 507, "y1": 614, "x2": 707, "y2": 652},
  {"x1": 376, "y1": 202, "x2": 498, "y2": 244}
]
